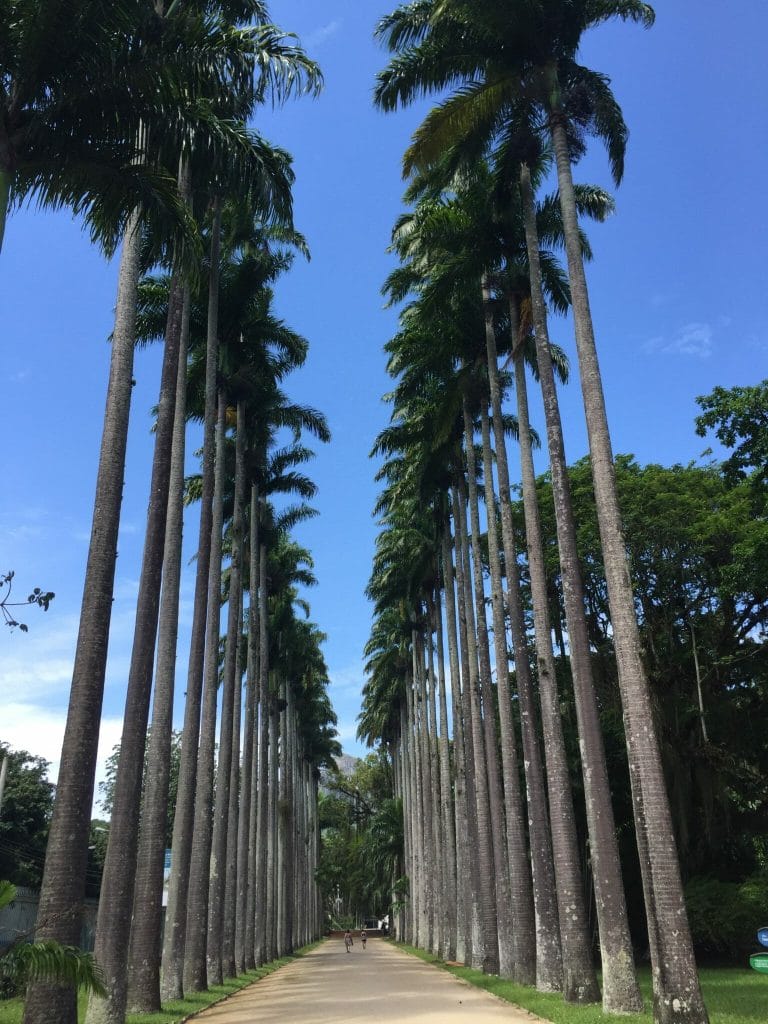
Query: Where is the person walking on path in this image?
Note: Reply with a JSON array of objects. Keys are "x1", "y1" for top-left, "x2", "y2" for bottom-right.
[
  {"x1": 361, "y1": 929, "x2": 367, "y2": 949},
  {"x1": 344, "y1": 929, "x2": 353, "y2": 952}
]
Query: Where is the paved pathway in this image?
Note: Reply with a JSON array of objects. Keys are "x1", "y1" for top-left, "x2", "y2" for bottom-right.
[{"x1": 194, "y1": 939, "x2": 545, "y2": 1023}]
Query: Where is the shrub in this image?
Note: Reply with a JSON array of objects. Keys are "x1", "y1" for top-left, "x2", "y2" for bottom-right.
[{"x1": 685, "y1": 874, "x2": 768, "y2": 960}]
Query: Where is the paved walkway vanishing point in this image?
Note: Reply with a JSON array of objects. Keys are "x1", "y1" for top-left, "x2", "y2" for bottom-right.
[{"x1": 195, "y1": 939, "x2": 545, "y2": 1024}]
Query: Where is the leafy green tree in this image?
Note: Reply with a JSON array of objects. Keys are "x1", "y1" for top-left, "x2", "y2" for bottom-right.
[
  {"x1": 695, "y1": 380, "x2": 768, "y2": 489},
  {"x1": 97, "y1": 731, "x2": 181, "y2": 849},
  {"x1": 374, "y1": 4, "x2": 710, "y2": 1021},
  {"x1": 0, "y1": 744, "x2": 54, "y2": 889},
  {"x1": 316, "y1": 755, "x2": 404, "y2": 928},
  {"x1": 522, "y1": 453, "x2": 768, "y2": 919}
]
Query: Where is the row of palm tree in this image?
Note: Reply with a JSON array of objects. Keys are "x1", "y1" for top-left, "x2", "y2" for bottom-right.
[
  {"x1": 4, "y1": 3, "x2": 340, "y2": 1024},
  {"x1": 360, "y1": 4, "x2": 708, "y2": 1024}
]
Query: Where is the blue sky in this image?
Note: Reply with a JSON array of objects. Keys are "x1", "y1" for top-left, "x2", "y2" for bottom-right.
[{"x1": 2, "y1": 1, "x2": 767, "y2": 795}]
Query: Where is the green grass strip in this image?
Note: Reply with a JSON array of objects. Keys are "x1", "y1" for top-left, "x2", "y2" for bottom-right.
[
  {"x1": 393, "y1": 943, "x2": 768, "y2": 1024},
  {"x1": 0, "y1": 942, "x2": 321, "y2": 1024}
]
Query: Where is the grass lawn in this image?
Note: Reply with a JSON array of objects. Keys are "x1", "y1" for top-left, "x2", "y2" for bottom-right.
[
  {"x1": 0, "y1": 944, "x2": 319, "y2": 1024},
  {"x1": 396, "y1": 944, "x2": 768, "y2": 1024}
]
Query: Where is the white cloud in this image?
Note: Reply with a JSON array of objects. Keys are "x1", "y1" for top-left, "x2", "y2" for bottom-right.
[
  {"x1": 2, "y1": 617, "x2": 78, "y2": 697},
  {"x1": 304, "y1": 20, "x2": 342, "y2": 49},
  {"x1": 2, "y1": 702, "x2": 123, "y2": 813},
  {"x1": 643, "y1": 321, "x2": 714, "y2": 358},
  {"x1": 329, "y1": 661, "x2": 364, "y2": 696}
]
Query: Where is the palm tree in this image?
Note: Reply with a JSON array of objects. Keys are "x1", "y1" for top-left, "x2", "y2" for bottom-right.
[
  {"x1": 375, "y1": 6, "x2": 707, "y2": 1020},
  {"x1": 385, "y1": 194, "x2": 559, "y2": 987},
  {"x1": 0, "y1": 0, "x2": 194, "y2": 254},
  {"x1": 161, "y1": 197, "x2": 223, "y2": 1003},
  {"x1": 397, "y1": 149, "x2": 641, "y2": 1008},
  {"x1": 125, "y1": 278, "x2": 190, "y2": 1015},
  {"x1": 25, "y1": 10, "x2": 318, "y2": 1024},
  {"x1": 87, "y1": 67, "x2": 318, "y2": 1024},
  {"x1": 517, "y1": 155, "x2": 645, "y2": 1014}
]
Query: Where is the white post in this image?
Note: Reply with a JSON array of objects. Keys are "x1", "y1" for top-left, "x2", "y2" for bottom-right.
[{"x1": 0, "y1": 755, "x2": 8, "y2": 815}]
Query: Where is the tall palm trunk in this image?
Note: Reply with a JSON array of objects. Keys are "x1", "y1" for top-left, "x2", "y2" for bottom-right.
[
  {"x1": 452, "y1": 474, "x2": 499, "y2": 974},
  {"x1": 431, "y1": 584, "x2": 456, "y2": 961},
  {"x1": 413, "y1": 628, "x2": 434, "y2": 950},
  {"x1": 461, "y1": 398, "x2": 518, "y2": 980},
  {"x1": 280, "y1": 682, "x2": 295, "y2": 953},
  {"x1": 161, "y1": 197, "x2": 222, "y2": 1001},
  {"x1": 408, "y1": 639, "x2": 427, "y2": 949},
  {"x1": 86, "y1": 232, "x2": 184, "y2": 1024},
  {"x1": 519, "y1": 163, "x2": 641, "y2": 1012},
  {"x1": 477, "y1": 380, "x2": 558, "y2": 991},
  {"x1": 23, "y1": 213, "x2": 143, "y2": 1024},
  {"x1": 398, "y1": 706, "x2": 412, "y2": 943},
  {"x1": 547, "y1": 119, "x2": 707, "y2": 1024},
  {"x1": 448, "y1": 488, "x2": 483, "y2": 967},
  {"x1": 510, "y1": 338, "x2": 598, "y2": 999},
  {"x1": 208, "y1": 399, "x2": 246, "y2": 983},
  {"x1": 424, "y1": 608, "x2": 444, "y2": 956},
  {"x1": 266, "y1": 673, "x2": 280, "y2": 961},
  {"x1": 253, "y1": 541, "x2": 270, "y2": 965},
  {"x1": 406, "y1": 672, "x2": 421, "y2": 946},
  {"x1": 440, "y1": 521, "x2": 469, "y2": 963},
  {"x1": 276, "y1": 679, "x2": 288, "y2": 955},
  {"x1": 222, "y1": 589, "x2": 243, "y2": 977},
  {"x1": 238, "y1": 485, "x2": 260, "y2": 971},
  {"x1": 184, "y1": 389, "x2": 226, "y2": 992},
  {"x1": 127, "y1": 281, "x2": 190, "y2": 1014},
  {"x1": 478, "y1": 302, "x2": 551, "y2": 985},
  {"x1": 485, "y1": 275, "x2": 593, "y2": 997}
]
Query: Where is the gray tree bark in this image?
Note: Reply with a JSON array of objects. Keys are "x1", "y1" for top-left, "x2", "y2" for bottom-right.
[
  {"x1": 23, "y1": 212, "x2": 142, "y2": 1024},
  {"x1": 183, "y1": 390, "x2": 226, "y2": 992},
  {"x1": 461, "y1": 397, "x2": 517, "y2": 980},
  {"x1": 547, "y1": 116, "x2": 707, "y2": 1023},
  {"x1": 127, "y1": 279, "x2": 189, "y2": 1014},
  {"x1": 162, "y1": 197, "x2": 221, "y2": 1001},
  {"x1": 86, "y1": 222, "x2": 184, "y2": 1024}
]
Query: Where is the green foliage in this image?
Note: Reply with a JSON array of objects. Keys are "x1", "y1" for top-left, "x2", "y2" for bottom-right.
[
  {"x1": 522, "y1": 454, "x2": 768, "y2": 890},
  {"x1": 0, "y1": 883, "x2": 105, "y2": 1000},
  {"x1": 98, "y1": 731, "x2": 182, "y2": 848},
  {"x1": 696, "y1": 380, "x2": 768, "y2": 489},
  {"x1": 685, "y1": 875, "x2": 768, "y2": 961},
  {"x1": 0, "y1": 744, "x2": 54, "y2": 889},
  {"x1": 1, "y1": 0, "x2": 323, "y2": 256},
  {"x1": 316, "y1": 753, "x2": 403, "y2": 926}
]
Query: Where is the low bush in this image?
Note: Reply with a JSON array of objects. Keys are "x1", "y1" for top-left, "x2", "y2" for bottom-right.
[{"x1": 685, "y1": 874, "x2": 768, "y2": 960}]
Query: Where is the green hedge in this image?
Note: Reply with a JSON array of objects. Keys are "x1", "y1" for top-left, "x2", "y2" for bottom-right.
[{"x1": 685, "y1": 875, "x2": 768, "y2": 959}]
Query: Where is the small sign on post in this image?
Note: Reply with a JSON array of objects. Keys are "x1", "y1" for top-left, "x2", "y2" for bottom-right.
[{"x1": 162, "y1": 849, "x2": 172, "y2": 907}]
